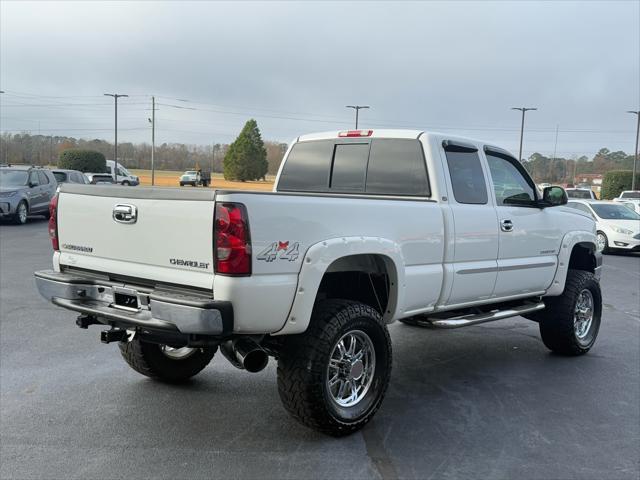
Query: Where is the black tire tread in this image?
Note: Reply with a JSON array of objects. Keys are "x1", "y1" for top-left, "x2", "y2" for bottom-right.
[
  {"x1": 539, "y1": 269, "x2": 601, "y2": 356},
  {"x1": 277, "y1": 299, "x2": 392, "y2": 436},
  {"x1": 119, "y1": 339, "x2": 215, "y2": 383}
]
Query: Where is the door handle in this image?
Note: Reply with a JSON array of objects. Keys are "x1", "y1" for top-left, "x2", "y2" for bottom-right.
[{"x1": 501, "y1": 219, "x2": 514, "y2": 232}]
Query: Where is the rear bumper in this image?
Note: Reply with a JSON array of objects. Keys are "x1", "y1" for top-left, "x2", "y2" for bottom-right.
[{"x1": 34, "y1": 270, "x2": 233, "y2": 335}]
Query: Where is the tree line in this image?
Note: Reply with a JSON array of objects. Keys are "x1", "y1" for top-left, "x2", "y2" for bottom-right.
[
  {"x1": 1, "y1": 129, "x2": 635, "y2": 182},
  {"x1": 0, "y1": 129, "x2": 287, "y2": 175}
]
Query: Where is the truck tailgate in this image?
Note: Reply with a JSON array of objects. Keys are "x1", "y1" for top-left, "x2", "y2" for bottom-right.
[{"x1": 56, "y1": 184, "x2": 215, "y2": 290}]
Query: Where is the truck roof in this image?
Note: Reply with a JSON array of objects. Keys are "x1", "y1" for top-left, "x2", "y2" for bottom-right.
[{"x1": 296, "y1": 129, "x2": 499, "y2": 152}]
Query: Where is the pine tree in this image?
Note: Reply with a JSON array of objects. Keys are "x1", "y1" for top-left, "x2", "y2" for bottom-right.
[{"x1": 224, "y1": 119, "x2": 268, "y2": 181}]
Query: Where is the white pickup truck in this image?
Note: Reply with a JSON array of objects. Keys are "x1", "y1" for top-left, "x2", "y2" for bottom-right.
[{"x1": 35, "y1": 129, "x2": 603, "y2": 436}]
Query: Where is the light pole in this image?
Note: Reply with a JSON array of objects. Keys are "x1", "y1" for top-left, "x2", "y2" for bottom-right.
[
  {"x1": 511, "y1": 107, "x2": 537, "y2": 162},
  {"x1": 346, "y1": 105, "x2": 369, "y2": 129},
  {"x1": 147, "y1": 96, "x2": 156, "y2": 186},
  {"x1": 104, "y1": 93, "x2": 128, "y2": 182},
  {"x1": 627, "y1": 110, "x2": 639, "y2": 191}
]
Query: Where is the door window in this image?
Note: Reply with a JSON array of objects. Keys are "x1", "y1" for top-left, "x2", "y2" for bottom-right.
[
  {"x1": 28, "y1": 171, "x2": 40, "y2": 186},
  {"x1": 485, "y1": 153, "x2": 536, "y2": 206},
  {"x1": 37, "y1": 171, "x2": 50, "y2": 184},
  {"x1": 444, "y1": 146, "x2": 487, "y2": 204}
]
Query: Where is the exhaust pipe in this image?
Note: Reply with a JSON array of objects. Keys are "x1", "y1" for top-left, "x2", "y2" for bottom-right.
[{"x1": 220, "y1": 337, "x2": 269, "y2": 373}]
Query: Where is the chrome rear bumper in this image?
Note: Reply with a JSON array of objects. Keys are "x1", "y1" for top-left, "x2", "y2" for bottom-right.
[{"x1": 34, "y1": 270, "x2": 233, "y2": 335}]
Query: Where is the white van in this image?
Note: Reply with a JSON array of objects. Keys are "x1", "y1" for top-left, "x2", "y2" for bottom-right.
[{"x1": 105, "y1": 160, "x2": 139, "y2": 186}]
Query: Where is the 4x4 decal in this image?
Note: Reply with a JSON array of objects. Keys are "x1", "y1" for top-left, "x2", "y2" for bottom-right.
[{"x1": 256, "y1": 241, "x2": 300, "y2": 262}]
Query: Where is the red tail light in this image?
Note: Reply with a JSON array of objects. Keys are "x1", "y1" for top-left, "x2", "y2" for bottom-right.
[
  {"x1": 214, "y1": 202, "x2": 251, "y2": 275},
  {"x1": 48, "y1": 194, "x2": 59, "y2": 251},
  {"x1": 338, "y1": 130, "x2": 373, "y2": 137}
]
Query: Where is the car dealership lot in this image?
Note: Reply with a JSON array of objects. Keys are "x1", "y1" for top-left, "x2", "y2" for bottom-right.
[{"x1": 1, "y1": 219, "x2": 638, "y2": 480}]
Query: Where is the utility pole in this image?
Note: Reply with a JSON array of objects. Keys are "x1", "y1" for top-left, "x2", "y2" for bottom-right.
[
  {"x1": 511, "y1": 107, "x2": 537, "y2": 162},
  {"x1": 627, "y1": 110, "x2": 639, "y2": 190},
  {"x1": 148, "y1": 96, "x2": 156, "y2": 186},
  {"x1": 104, "y1": 93, "x2": 128, "y2": 182},
  {"x1": 346, "y1": 105, "x2": 370, "y2": 129}
]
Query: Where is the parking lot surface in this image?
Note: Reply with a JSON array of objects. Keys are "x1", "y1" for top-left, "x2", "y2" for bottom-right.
[{"x1": 1, "y1": 218, "x2": 639, "y2": 480}]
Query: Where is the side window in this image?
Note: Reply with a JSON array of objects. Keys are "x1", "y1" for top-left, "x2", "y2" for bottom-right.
[
  {"x1": 485, "y1": 153, "x2": 536, "y2": 206},
  {"x1": 72, "y1": 172, "x2": 85, "y2": 183},
  {"x1": 28, "y1": 171, "x2": 40, "y2": 186},
  {"x1": 443, "y1": 146, "x2": 487, "y2": 204},
  {"x1": 366, "y1": 139, "x2": 430, "y2": 196},
  {"x1": 38, "y1": 171, "x2": 50, "y2": 184},
  {"x1": 330, "y1": 143, "x2": 369, "y2": 192},
  {"x1": 278, "y1": 140, "x2": 334, "y2": 191}
]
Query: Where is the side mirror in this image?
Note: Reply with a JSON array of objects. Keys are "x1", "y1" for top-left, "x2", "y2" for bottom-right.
[{"x1": 542, "y1": 186, "x2": 568, "y2": 207}]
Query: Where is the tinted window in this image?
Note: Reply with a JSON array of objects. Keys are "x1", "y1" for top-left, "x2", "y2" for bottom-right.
[
  {"x1": 621, "y1": 191, "x2": 640, "y2": 199},
  {"x1": 53, "y1": 172, "x2": 68, "y2": 183},
  {"x1": 486, "y1": 153, "x2": 536, "y2": 206},
  {"x1": 72, "y1": 172, "x2": 85, "y2": 183},
  {"x1": 567, "y1": 189, "x2": 593, "y2": 199},
  {"x1": 28, "y1": 171, "x2": 40, "y2": 186},
  {"x1": 444, "y1": 148, "x2": 487, "y2": 204},
  {"x1": 366, "y1": 139, "x2": 430, "y2": 196},
  {"x1": 278, "y1": 140, "x2": 334, "y2": 191},
  {"x1": 591, "y1": 203, "x2": 640, "y2": 220},
  {"x1": 37, "y1": 171, "x2": 50, "y2": 184},
  {"x1": 330, "y1": 144, "x2": 369, "y2": 192}
]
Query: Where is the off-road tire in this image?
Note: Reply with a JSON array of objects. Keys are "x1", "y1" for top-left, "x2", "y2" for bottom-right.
[
  {"x1": 538, "y1": 269, "x2": 602, "y2": 356},
  {"x1": 119, "y1": 339, "x2": 216, "y2": 383},
  {"x1": 13, "y1": 201, "x2": 28, "y2": 225},
  {"x1": 277, "y1": 299, "x2": 392, "y2": 436}
]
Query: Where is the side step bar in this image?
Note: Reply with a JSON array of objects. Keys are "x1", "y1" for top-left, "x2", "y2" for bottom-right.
[{"x1": 418, "y1": 302, "x2": 545, "y2": 329}]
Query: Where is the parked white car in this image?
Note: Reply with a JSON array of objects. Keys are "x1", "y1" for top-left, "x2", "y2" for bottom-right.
[
  {"x1": 35, "y1": 129, "x2": 603, "y2": 436},
  {"x1": 568, "y1": 200, "x2": 640, "y2": 253},
  {"x1": 566, "y1": 188, "x2": 597, "y2": 200},
  {"x1": 613, "y1": 190, "x2": 640, "y2": 214}
]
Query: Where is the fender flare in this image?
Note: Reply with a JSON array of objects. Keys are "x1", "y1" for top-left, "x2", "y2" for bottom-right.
[
  {"x1": 272, "y1": 236, "x2": 406, "y2": 336},
  {"x1": 545, "y1": 230, "x2": 599, "y2": 297}
]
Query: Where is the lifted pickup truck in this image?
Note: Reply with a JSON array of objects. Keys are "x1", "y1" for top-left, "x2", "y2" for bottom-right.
[{"x1": 35, "y1": 129, "x2": 602, "y2": 436}]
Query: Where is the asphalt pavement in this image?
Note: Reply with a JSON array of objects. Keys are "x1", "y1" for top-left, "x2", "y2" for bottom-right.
[{"x1": 1, "y1": 217, "x2": 639, "y2": 480}]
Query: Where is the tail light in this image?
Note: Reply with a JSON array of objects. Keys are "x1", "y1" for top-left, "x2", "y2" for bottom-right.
[
  {"x1": 338, "y1": 130, "x2": 373, "y2": 137},
  {"x1": 48, "y1": 194, "x2": 59, "y2": 251},
  {"x1": 214, "y1": 202, "x2": 251, "y2": 275}
]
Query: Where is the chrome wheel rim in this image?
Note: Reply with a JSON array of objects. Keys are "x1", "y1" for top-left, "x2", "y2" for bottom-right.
[
  {"x1": 326, "y1": 330, "x2": 376, "y2": 408},
  {"x1": 574, "y1": 288, "x2": 594, "y2": 340},
  {"x1": 596, "y1": 233, "x2": 606, "y2": 252},
  {"x1": 17, "y1": 203, "x2": 27, "y2": 223},
  {"x1": 160, "y1": 345, "x2": 197, "y2": 360}
]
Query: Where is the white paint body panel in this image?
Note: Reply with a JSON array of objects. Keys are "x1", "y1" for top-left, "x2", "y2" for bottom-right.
[{"x1": 52, "y1": 130, "x2": 599, "y2": 335}]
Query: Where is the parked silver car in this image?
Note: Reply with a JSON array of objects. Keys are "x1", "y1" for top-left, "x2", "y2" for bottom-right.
[{"x1": 0, "y1": 165, "x2": 58, "y2": 224}]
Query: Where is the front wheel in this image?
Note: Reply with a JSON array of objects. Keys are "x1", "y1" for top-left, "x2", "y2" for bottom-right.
[
  {"x1": 119, "y1": 339, "x2": 216, "y2": 382},
  {"x1": 13, "y1": 201, "x2": 28, "y2": 225},
  {"x1": 277, "y1": 300, "x2": 392, "y2": 436},
  {"x1": 538, "y1": 269, "x2": 602, "y2": 356},
  {"x1": 596, "y1": 231, "x2": 609, "y2": 254}
]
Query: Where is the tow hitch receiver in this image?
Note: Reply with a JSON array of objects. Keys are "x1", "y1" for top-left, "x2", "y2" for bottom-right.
[
  {"x1": 100, "y1": 329, "x2": 128, "y2": 344},
  {"x1": 76, "y1": 315, "x2": 102, "y2": 329}
]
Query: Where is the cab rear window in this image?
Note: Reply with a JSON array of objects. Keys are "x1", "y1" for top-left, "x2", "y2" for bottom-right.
[{"x1": 278, "y1": 138, "x2": 430, "y2": 197}]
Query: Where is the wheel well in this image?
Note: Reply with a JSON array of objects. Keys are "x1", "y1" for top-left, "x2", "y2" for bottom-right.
[
  {"x1": 315, "y1": 254, "x2": 396, "y2": 319},
  {"x1": 568, "y1": 242, "x2": 597, "y2": 273}
]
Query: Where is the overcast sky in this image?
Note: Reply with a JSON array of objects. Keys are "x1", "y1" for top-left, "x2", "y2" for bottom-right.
[{"x1": 1, "y1": 0, "x2": 639, "y2": 159}]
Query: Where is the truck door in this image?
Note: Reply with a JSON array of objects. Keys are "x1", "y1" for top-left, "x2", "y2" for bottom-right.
[
  {"x1": 442, "y1": 141, "x2": 499, "y2": 306},
  {"x1": 483, "y1": 147, "x2": 560, "y2": 297}
]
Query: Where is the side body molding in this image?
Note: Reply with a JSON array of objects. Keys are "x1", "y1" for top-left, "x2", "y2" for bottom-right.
[{"x1": 273, "y1": 236, "x2": 405, "y2": 336}]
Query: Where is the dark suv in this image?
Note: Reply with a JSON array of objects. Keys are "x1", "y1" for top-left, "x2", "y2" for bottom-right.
[{"x1": 0, "y1": 165, "x2": 58, "y2": 224}]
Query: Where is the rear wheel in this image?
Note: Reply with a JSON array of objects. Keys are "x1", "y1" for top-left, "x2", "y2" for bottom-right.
[
  {"x1": 538, "y1": 269, "x2": 602, "y2": 355},
  {"x1": 119, "y1": 338, "x2": 216, "y2": 382},
  {"x1": 277, "y1": 299, "x2": 392, "y2": 436},
  {"x1": 13, "y1": 201, "x2": 28, "y2": 225}
]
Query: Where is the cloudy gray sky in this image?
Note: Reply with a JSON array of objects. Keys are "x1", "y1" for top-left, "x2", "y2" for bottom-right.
[{"x1": 1, "y1": 0, "x2": 639, "y2": 159}]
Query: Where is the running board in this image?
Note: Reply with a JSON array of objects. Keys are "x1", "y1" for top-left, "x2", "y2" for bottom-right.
[{"x1": 421, "y1": 302, "x2": 545, "y2": 329}]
